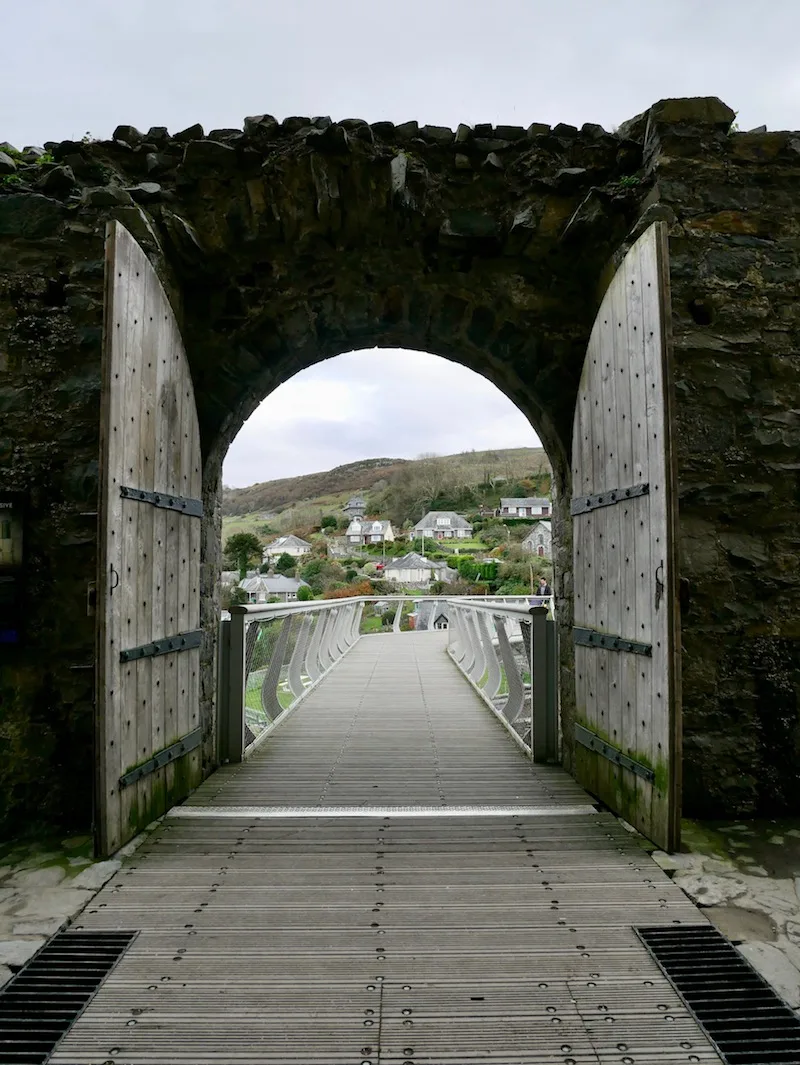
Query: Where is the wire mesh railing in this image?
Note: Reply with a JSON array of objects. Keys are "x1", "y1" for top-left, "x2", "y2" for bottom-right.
[{"x1": 446, "y1": 600, "x2": 558, "y2": 763}]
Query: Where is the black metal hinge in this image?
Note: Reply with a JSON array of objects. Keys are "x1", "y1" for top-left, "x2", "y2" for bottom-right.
[
  {"x1": 574, "y1": 723, "x2": 655, "y2": 783},
  {"x1": 120, "y1": 484, "x2": 203, "y2": 518},
  {"x1": 573, "y1": 626, "x2": 652, "y2": 656},
  {"x1": 570, "y1": 482, "x2": 649, "y2": 516},
  {"x1": 120, "y1": 628, "x2": 202, "y2": 663},
  {"x1": 119, "y1": 727, "x2": 203, "y2": 788}
]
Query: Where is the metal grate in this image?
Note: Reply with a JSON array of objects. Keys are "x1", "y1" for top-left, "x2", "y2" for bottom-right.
[
  {"x1": 637, "y1": 924, "x2": 800, "y2": 1064},
  {"x1": 0, "y1": 929, "x2": 137, "y2": 1064}
]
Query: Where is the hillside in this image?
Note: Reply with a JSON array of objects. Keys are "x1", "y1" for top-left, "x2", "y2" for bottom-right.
[{"x1": 222, "y1": 447, "x2": 551, "y2": 537}]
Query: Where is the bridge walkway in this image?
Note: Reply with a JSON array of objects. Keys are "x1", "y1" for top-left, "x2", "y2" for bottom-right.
[{"x1": 53, "y1": 632, "x2": 721, "y2": 1064}]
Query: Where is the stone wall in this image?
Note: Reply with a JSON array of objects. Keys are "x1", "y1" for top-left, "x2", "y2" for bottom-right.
[{"x1": 1, "y1": 97, "x2": 798, "y2": 838}]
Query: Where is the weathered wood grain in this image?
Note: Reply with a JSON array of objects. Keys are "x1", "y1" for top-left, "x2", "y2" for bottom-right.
[
  {"x1": 571, "y1": 222, "x2": 680, "y2": 851},
  {"x1": 97, "y1": 221, "x2": 203, "y2": 855}
]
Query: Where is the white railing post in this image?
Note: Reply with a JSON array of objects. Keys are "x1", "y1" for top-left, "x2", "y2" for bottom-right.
[
  {"x1": 288, "y1": 613, "x2": 314, "y2": 699},
  {"x1": 477, "y1": 612, "x2": 502, "y2": 699}
]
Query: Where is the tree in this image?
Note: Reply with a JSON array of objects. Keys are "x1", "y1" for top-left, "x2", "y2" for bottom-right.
[
  {"x1": 320, "y1": 515, "x2": 338, "y2": 530},
  {"x1": 224, "y1": 532, "x2": 263, "y2": 578},
  {"x1": 221, "y1": 584, "x2": 249, "y2": 609},
  {"x1": 296, "y1": 585, "x2": 314, "y2": 601},
  {"x1": 275, "y1": 552, "x2": 296, "y2": 575}
]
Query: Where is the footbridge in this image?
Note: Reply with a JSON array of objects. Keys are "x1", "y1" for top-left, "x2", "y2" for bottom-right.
[{"x1": 34, "y1": 600, "x2": 755, "y2": 1061}]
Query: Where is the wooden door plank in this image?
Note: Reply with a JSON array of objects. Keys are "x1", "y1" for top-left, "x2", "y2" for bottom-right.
[
  {"x1": 570, "y1": 222, "x2": 677, "y2": 851},
  {"x1": 118, "y1": 253, "x2": 147, "y2": 843}
]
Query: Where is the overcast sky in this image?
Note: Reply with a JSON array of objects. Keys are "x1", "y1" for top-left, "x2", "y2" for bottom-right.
[{"x1": 5, "y1": 1, "x2": 799, "y2": 486}]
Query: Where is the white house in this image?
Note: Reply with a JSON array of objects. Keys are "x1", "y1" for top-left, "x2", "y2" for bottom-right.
[
  {"x1": 498, "y1": 497, "x2": 551, "y2": 517},
  {"x1": 239, "y1": 574, "x2": 310, "y2": 603},
  {"x1": 522, "y1": 520, "x2": 552, "y2": 557},
  {"x1": 382, "y1": 552, "x2": 455, "y2": 587},
  {"x1": 262, "y1": 534, "x2": 312, "y2": 562},
  {"x1": 412, "y1": 511, "x2": 473, "y2": 540},
  {"x1": 345, "y1": 518, "x2": 395, "y2": 546}
]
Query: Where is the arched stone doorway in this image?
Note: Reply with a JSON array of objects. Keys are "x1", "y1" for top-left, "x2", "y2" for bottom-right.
[{"x1": 2, "y1": 95, "x2": 799, "y2": 846}]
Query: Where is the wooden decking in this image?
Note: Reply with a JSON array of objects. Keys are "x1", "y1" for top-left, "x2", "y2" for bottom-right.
[{"x1": 53, "y1": 632, "x2": 721, "y2": 1063}]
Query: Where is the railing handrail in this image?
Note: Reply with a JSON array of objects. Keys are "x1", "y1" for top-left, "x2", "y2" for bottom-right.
[
  {"x1": 229, "y1": 593, "x2": 551, "y2": 623},
  {"x1": 444, "y1": 596, "x2": 554, "y2": 622}
]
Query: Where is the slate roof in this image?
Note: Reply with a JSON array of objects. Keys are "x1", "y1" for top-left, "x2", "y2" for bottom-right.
[
  {"x1": 265, "y1": 534, "x2": 312, "y2": 551},
  {"x1": 384, "y1": 552, "x2": 449, "y2": 572},
  {"x1": 239, "y1": 575, "x2": 310, "y2": 593},
  {"x1": 500, "y1": 497, "x2": 550, "y2": 508},
  {"x1": 346, "y1": 518, "x2": 392, "y2": 536},
  {"x1": 413, "y1": 511, "x2": 473, "y2": 531}
]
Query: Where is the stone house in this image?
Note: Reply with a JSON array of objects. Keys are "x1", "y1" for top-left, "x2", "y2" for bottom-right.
[
  {"x1": 345, "y1": 518, "x2": 395, "y2": 547},
  {"x1": 522, "y1": 520, "x2": 552, "y2": 558},
  {"x1": 412, "y1": 511, "x2": 473, "y2": 540},
  {"x1": 498, "y1": 497, "x2": 551, "y2": 518},
  {"x1": 262, "y1": 534, "x2": 312, "y2": 562},
  {"x1": 239, "y1": 574, "x2": 310, "y2": 603},
  {"x1": 342, "y1": 496, "x2": 367, "y2": 517},
  {"x1": 382, "y1": 552, "x2": 455, "y2": 587}
]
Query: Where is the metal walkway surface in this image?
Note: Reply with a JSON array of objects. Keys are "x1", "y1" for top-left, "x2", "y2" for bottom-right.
[{"x1": 53, "y1": 633, "x2": 722, "y2": 1064}]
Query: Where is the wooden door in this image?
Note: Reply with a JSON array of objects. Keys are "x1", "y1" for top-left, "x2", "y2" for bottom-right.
[
  {"x1": 96, "y1": 221, "x2": 203, "y2": 857},
  {"x1": 571, "y1": 221, "x2": 681, "y2": 851}
]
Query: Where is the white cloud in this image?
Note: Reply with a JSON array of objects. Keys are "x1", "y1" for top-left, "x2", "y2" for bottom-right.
[{"x1": 223, "y1": 349, "x2": 539, "y2": 486}]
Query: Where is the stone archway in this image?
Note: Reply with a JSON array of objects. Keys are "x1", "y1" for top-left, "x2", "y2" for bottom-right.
[{"x1": 2, "y1": 95, "x2": 799, "y2": 838}]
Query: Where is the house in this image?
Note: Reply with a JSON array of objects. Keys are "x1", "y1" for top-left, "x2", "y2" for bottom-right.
[
  {"x1": 239, "y1": 574, "x2": 310, "y2": 603},
  {"x1": 382, "y1": 552, "x2": 455, "y2": 587},
  {"x1": 342, "y1": 496, "x2": 367, "y2": 517},
  {"x1": 498, "y1": 497, "x2": 551, "y2": 518},
  {"x1": 220, "y1": 570, "x2": 240, "y2": 587},
  {"x1": 345, "y1": 518, "x2": 395, "y2": 547},
  {"x1": 262, "y1": 534, "x2": 312, "y2": 562},
  {"x1": 412, "y1": 511, "x2": 473, "y2": 540},
  {"x1": 522, "y1": 520, "x2": 552, "y2": 558}
]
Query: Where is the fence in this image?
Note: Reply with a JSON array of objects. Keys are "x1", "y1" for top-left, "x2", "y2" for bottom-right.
[
  {"x1": 446, "y1": 600, "x2": 558, "y2": 763},
  {"x1": 217, "y1": 594, "x2": 557, "y2": 764}
]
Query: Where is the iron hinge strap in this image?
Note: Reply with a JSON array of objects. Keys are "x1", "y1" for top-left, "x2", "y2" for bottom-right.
[
  {"x1": 120, "y1": 628, "x2": 202, "y2": 663},
  {"x1": 574, "y1": 724, "x2": 655, "y2": 783},
  {"x1": 120, "y1": 485, "x2": 203, "y2": 518},
  {"x1": 119, "y1": 727, "x2": 202, "y2": 789},
  {"x1": 570, "y1": 481, "x2": 649, "y2": 516},
  {"x1": 573, "y1": 626, "x2": 652, "y2": 656}
]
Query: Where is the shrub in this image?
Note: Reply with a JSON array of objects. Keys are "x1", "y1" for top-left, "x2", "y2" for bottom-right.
[{"x1": 296, "y1": 585, "x2": 314, "y2": 601}]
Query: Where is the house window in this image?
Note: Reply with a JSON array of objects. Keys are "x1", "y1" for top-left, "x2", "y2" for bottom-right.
[
  {"x1": 506, "y1": 507, "x2": 517, "y2": 515},
  {"x1": 538, "y1": 546, "x2": 544, "y2": 557},
  {"x1": 0, "y1": 521, "x2": 10, "y2": 539},
  {"x1": 542, "y1": 505, "x2": 550, "y2": 515},
  {"x1": 436, "y1": 517, "x2": 450, "y2": 526},
  {"x1": 538, "y1": 535, "x2": 544, "y2": 546}
]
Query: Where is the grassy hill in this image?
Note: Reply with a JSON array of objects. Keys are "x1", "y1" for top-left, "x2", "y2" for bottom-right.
[{"x1": 222, "y1": 447, "x2": 551, "y2": 539}]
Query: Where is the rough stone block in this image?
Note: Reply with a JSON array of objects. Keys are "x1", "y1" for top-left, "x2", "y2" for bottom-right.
[
  {"x1": 494, "y1": 125, "x2": 526, "y2": 141},
  {"x1": 13, "y1": 888, "x2": 94, "y2": 921},
  {"x1": 737, "y1": 941, "x2": 800, "y2": 1008},
  {"x1": 370, "y1": 121, "x2": 396, "y2": 138},
  {"x1": 0, "y1": 937, "x2": 45, "y2": 966},
  {"x1": 647, "y1": 96, "x2": 736, "y2": 131},
  {"x1": 526, "y1": 122, "x2": 551, "y2": 137},
  {"x1": 0, "y1": 193, "x2": 63, "y2": 238},
  {"x1": 127, "y1": 182, "x2": 162, "y2": 204},
  {"x1": 420, "y1": 125, "x2": 454, "y2": 145},
  {"x1": 38, "y1": 165, "x2": 76, "y2": 196},
  {"x1": 0, "y1": 152, "x2": 16, "y2": 174},
  {"x1": 9, "y1": 866, "x2": 66, "y2": 889},
  {"x1": 394, "y1": 121, "x2": 419, "y2": 138},
  {"x1": 280, "y1": 117, "x2": 312, "y2": 134},
  {"x1": 173, "y1": 122, "x2": 204, "y2": 142},
  {"x1": 146, "y1": 126, "x2": 170, "y2": 143},
  {"x1": 673, "y1": 872, "x2": 746, "y2": 906},
  {"x1": 243, "y1": 115, "x2": 278, "y2": 137},
  {"x1": 552, "y1": 123, "x2": 578, "y2": 138},
  {"x1": 70, "y1": 859, "x2": 121, "y2": 890},
  {"x1": 81, "y1": 186, "x2": 133, "y2": 207},
  {"x1": 112, "y1": 125, "x2": 143, "y2": 146},
  {"x1": 181, "y1": 140, "x2": 237, "y2": 167}
]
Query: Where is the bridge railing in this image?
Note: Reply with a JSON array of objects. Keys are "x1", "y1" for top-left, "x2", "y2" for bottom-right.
[
  {"x1": 218, "y1": 598, "x2": 365, "y2": 762},
  {"x1": 217, "y1": 594, "x2": 556, "y2": 764},
  {"x1": 445, "y1": 599, "x2": 558, "y2": 763}
]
